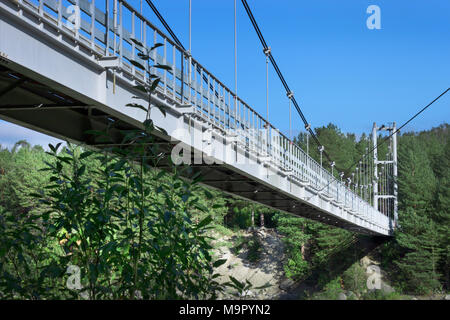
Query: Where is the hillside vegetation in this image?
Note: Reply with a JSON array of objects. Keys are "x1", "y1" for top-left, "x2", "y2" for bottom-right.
[{"x1": 0, "y1": 123, "x2": 448, "y2": 299}]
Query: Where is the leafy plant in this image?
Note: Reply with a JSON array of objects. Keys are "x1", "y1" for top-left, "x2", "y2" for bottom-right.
[{"x1": 225, "y1": 276, "x2": 271, "y2": 299}]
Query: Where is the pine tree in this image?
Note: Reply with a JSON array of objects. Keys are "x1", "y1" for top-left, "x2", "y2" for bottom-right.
[
  {"x1": 397, "y1": 136, "x2": 436, "y2": 213},
  {"x1": 395, "y1": 135, "x2": 442, "y2": 294},
  {"x1": 435, "y1": 139, "x2": 450, "y2": 289},
  {"x1": 395, "y1": 208, "x2": 442, "y2": 294}
]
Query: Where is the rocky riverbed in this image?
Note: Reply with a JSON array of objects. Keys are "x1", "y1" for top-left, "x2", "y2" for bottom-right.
[
  {"x1": 211, "y1": 228, "x2": 448, "y2": 300},
  {"x1": 213, "y1": 228, "x2": 289, "y2": 299}
]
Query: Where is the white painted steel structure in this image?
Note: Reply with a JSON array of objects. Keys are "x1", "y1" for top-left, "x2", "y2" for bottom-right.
[{"x1": 0, "y1": 0, "x2": 393, "y2": 235}]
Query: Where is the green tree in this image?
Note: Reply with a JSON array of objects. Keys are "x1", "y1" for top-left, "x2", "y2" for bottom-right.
[
  {"x1": 274, "y1": 213, "x2": 310, "y2": 279},
  {"x1": 395, "y1": 208, "x2": 442, "y2": 294},
  {"x1": 398, "y1": 136, "x2": 437, "y2": 213},
  {"x1": 394, "y1": 135, "x2": 442, "y2": 294},
  {"x1": 435, "y1": 139, "x2": 450, "y2": 289}
]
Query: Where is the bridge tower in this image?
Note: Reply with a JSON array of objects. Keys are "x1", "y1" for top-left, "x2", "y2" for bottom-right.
[{"x1": 372, "y1": 122, "x2": 398, "y2": 228}]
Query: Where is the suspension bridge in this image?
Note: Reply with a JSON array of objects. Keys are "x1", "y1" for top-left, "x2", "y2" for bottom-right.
[{"x1": 0, "y1": 0, "x2": 398, "y2": 235}]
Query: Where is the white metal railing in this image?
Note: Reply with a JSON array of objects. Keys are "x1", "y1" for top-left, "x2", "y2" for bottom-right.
[{"x1": 8, "y1": 0, "x2": 392, "y2": 233}]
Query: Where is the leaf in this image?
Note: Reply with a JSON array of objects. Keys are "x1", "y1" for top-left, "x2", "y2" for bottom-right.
[
  {"x1": 192, "y1": 171, "x2": 203, "y2": 184},
  {"x1": 197, "y1": 216, "x2": 212, "y2": 229},
  {"x1": 130, "y1": 38, "x2": 144, "y2": 48},
  {"x1": 49, "y1": 143, "x2": 56, "y2": 153},
  {"x1": 77, "y1": 165, "x2": 86, "y2": 177},
  {"x1": 213, "y1": 259, "x2": 227, "y2": 268},
  {"x1": 84, "y1": 130, "x2": 108, "y2": 137},
  {"x1": 154, "y1": 64, "x2": 172, "y2": 71},
  {"x1": 150, "y1": 43, "x2": 164, "y2": 51},
  {"x1": 130, "y1": 60, "x2": 146, "y2": 71},
  {"x1": 181, "y1": 194, "x2": 189, "y2": 203},
  {"x1": 156, "y1": 171, "x2": 166, "y2": 180},
  {"x1": 155, "y1": 126, "x2": 168, "y2": 135},
  {"x1": 229, "y1": 276, "x2": 244, "y2": 290},
  {"x1": 154, "y1": 104, "x2": 167, "y2": 117},
  {"x1": 137, "y1": 53, "x2": 150, "y2": 60},
  {"x1": 79, "y1": 151, "x2": 94, "y2": 160},
  {"x1": 204, "y1": 190, "x2": 214, "y2": 199},
  {"x1": 55, "y1": 142, "x2": 62, "y2": 152},
  {"x1": 164, "y1": 211, "x2": 173, "y2": 223},
  {"x1": 133, "y1": 85, "x2": 148, "y2": 94},
  {"x1": 149, "y1": 78, "x2": 160, "y2": 92},
  {"x1": 126, "y1": 103, "x2": 148, "y2": 113},
  {"x1": 143, "y1": 119, "x2": 154, "y2": 130},
  {"x1": 195, "y1": 203, "x2": 209, "y2": 212}
]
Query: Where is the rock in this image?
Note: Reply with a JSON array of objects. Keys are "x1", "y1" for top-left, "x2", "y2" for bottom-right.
[
  {"x1": 213, "y1": 229, "x2": 286, "y2": 299},
  {"x1": 280, "y1": 293, "x2": 299, "y2": 300},
  {"x1": 239, "y1": 290, "x2": 253, "y2": 297},
  {"x1": 445, "y1": 294, "x2": 450, "y2": 300},
  {"x1": 279, "y1": 278, "x2": 296, "y2": 291},
  {"x1": 135, "y1": 290, "x2": 143, "y2": 299},
  {"x1": 338, "y1": 292, "x2": 347, "y2": 300},
  {"x1": 360, "y1": 256, "x2": 372, "y2": 269},
  {"x1": 79, "y1": 290, "x2": 89, "y2": 300},
  {"x1": 346, "y1": 291, "x2": 357, "y2": 300},
  {"x1": 381, "y1": 283, "x2": 395, "y2": 294}
]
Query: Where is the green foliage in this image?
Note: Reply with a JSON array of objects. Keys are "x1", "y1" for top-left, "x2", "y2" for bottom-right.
[
  {"x1": 389, "y1": 126, "x2": 448, "y2": 295},
  {"x1": 228, "y1": 207, "x2": 252, "y2": 229},
  {"x1": 312, "y1": 225, "x2": 353, "y2": 267},
  {"x1": 224, "y1": 275, "x2": 271, "y2": 299},
  {"x1": 0, "y1": 135, "x2": 227, "y2": 299},
  {"x1": 361, "y1": 289, "x2": 407, "y2": 300},
  {"x1": 229, "y1": 232, "x2": 262, "y2": 263},
  {"x1": 398, "y1": 136, "x2": 437, "y2": 212},
  {"x1": 295, "y1": 123, "x2": 361, "y2": 176},
  {"x1": 225, "y1": 201, "x2": 276, "y2": 230},
  {"x1": 246, "y1": 233, "x2": 262, "y2": 263},
  {"x1": 284, "y1": 251, "x2": 309, "y2": 279},
  {"x1": 1, "y1": 116, "x2": 448, "y2": 299},
  {"x1": 0, "y1": 44, "x2": 228, "y2": 300},
  {"x1": 0, "y1": 143, "x2": 51, "y2": 213},
  {"x1": 342, "y1": 262, "x2": 367, "y2": 293},
  {"x1": 309, "y1": 277, "x2": 344, "y2": 300},
  {"x1": 274, "y1": 213, "x2": 310, "y2": 279},
  {"x1": 395, "y1": 208, "x2": 442, "y2": 294},
  {"x1": 231, "y1": 235, "x2": 247, "y2": 255},
  {"x1": 291, "y1": 123, "x2": 449, "y2": 297}
]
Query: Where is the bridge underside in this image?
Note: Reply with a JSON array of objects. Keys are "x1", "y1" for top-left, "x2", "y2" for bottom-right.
[{"x1": 0, "y1": 65, "x2": 386, "y2": 236}]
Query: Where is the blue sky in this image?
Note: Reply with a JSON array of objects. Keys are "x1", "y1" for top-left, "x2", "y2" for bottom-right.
[{"x1": 1, "y1": 0, "x2": 449, "y2": 149}]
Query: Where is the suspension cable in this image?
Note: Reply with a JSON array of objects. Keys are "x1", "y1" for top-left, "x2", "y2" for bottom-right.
[
  {"x1": 264, "y1": 48, "x2": 270, "y2": 122},
  {"x1": 189, "y1": 0, "x2": 191, "y2": 54},
  {"x1": 349, "y1": 87, "x2": 450, "y2": 180},
  {"x1": 234, "y1": 0, "x2": 238, "y2": 96},
  {"x1": 318, "y1": 87, "x2": 450, "y2": 194},
  {"x1": 145, "y1": 0, "x2": 185, "y2": 50},
  {"x1": 145, "y1": 0, "x2": 220, "y2": 100},
  {"x1": 240, "y1": 0, "x2": 335, "y2": 166}
]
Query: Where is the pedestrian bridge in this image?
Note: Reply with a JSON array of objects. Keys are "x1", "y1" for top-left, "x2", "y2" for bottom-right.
[{"x1": 0, "y1": 0, "x2": 393, "y2": 235}]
